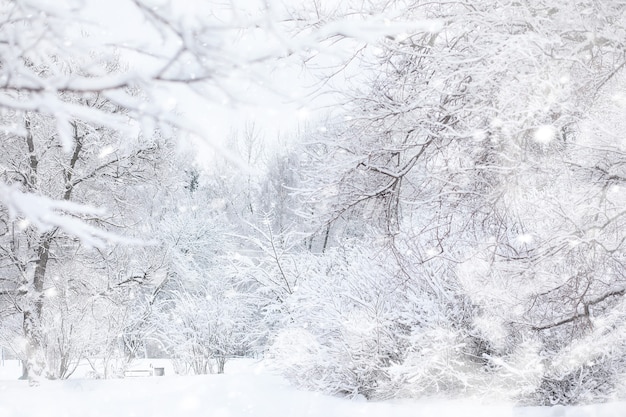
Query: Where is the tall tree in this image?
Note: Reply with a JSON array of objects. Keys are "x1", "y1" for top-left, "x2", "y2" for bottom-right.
[
  {"x1": 281, "y1": 0, "x2": 626, "y2": 404},
  {"x1": 0, "y1": 90, "x2": 177, "y2": 382}
]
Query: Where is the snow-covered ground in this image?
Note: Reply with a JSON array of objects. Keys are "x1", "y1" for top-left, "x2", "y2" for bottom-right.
[{"x1": 0, "y1": 359, "x2": 623, "y2": 417}]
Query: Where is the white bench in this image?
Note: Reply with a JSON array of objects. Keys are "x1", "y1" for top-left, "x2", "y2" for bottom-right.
[{"x1": 124, "y1": 369, "x2": 153, "y2": 377}]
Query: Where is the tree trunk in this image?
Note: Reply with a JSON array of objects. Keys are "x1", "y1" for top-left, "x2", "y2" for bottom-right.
[
  {"x1": 21, "y1": 232, "x2": 54, "y2": 385},
  {"x1": 216, "y1": 356, "x2": 226, "y2": 374},
  {"x1": 22, "y1": 310, "x2": 46, "y2": 385}
]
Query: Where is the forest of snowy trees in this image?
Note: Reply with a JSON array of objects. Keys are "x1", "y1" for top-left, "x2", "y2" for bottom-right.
[{"x1": 0, "y1": 0, "x2": 626, "y2": 406}]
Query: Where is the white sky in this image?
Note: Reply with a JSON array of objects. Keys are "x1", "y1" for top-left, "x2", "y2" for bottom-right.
[
  {"x1": 70, "y1": 0, "x2": 439, "y2": 169},
  {"x1": 77, "y1": 0, "x2": 348, "y2": 165}
]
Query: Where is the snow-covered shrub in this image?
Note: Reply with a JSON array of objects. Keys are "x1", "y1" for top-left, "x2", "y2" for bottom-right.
[
  {"x1": 157, "y1": 279, "x2": 253, "y2": 375},
  {"x1": 268, "y1": 244, "x2": 403, "y2": 399},
  {"x1": 269, "y1": 243, "x2": 481, "y2": 400},
  {"x1": 531, "y1": 358, "x2": 621, "y2": 405},
  {"x1": 386, "y1": 324, "x2": 473, "y2": 398},
  {"x1": 527, "y1": 313, "x2": 626, "y2": 405}
]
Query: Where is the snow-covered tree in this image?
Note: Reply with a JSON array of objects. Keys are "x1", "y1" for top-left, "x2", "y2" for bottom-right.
[
  {"x1": 0, "y1": 90, "x2": 180, "y2": 382},
  {"x1": 277, "y1": 0, "x2": 626, "y2": 404}
]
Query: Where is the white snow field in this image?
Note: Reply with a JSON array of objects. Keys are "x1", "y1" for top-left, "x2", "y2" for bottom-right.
[{"x1": 0, "y1": 359, "x2": 623, "y2": 417}]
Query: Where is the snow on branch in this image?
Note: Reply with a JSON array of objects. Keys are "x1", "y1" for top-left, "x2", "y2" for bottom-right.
[{"x1": 0, "y1": 184, "x2": 141, "y2": 247}]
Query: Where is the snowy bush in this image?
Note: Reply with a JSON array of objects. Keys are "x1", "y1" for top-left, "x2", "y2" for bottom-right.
[
  {"x1": 268, "y1": 243, "x2": 485, "y2": 400},
  {"x1": 268, "y1": 244, "x2": 401, "y2": 399}
]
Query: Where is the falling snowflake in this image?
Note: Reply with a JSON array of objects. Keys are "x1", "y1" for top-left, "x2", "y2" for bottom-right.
[{"x1": 533, "y1": 125, "x2": 556, "y2": 144}]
